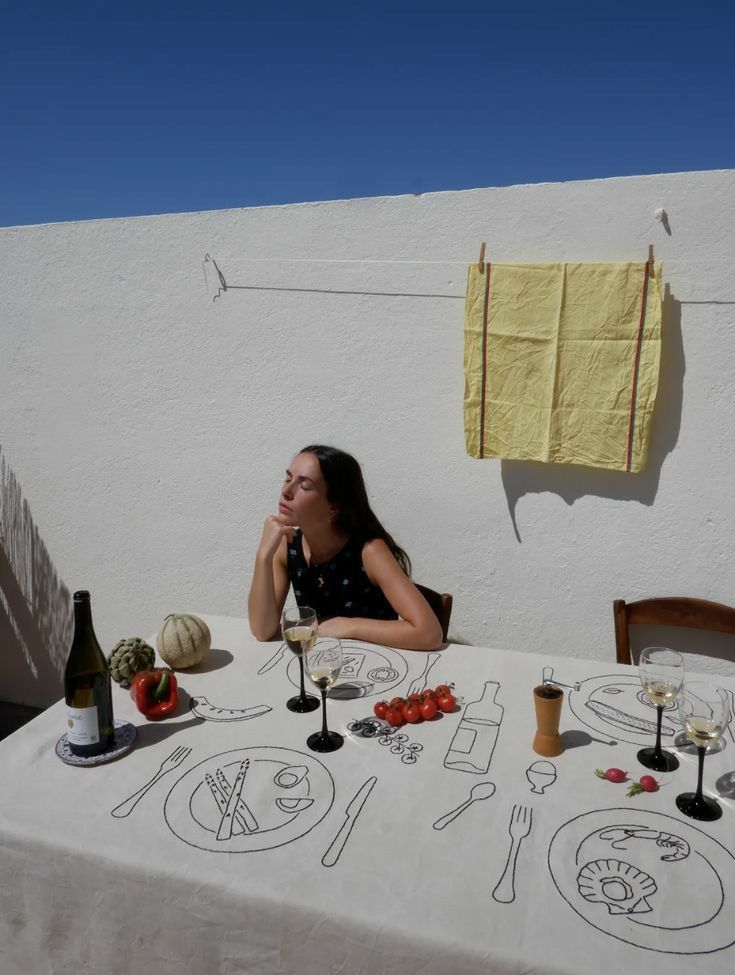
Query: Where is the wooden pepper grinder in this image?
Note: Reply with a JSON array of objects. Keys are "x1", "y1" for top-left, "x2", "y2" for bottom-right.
[{"x1": 533, "y1": 684, "x2": 564, "y2": 757}]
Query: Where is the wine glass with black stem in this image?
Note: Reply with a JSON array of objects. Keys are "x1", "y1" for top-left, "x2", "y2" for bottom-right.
[
  {"x1": 676, "y1": 681, "x2": 730, "y2": 821},
  {"x1": 305, "y1": 637, "x2": 344, "y2": 752},
  {"x1": 637, "y1": 647, "x2": 684, "y2": 772},
  {"x1": 281, "y1": 606, "x2": 320, "y2": 713}
]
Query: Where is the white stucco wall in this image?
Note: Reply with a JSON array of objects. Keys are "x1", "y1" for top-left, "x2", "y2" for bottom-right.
[{"x1": 2, "y1": 170, "x2": 735, "y2": 706}]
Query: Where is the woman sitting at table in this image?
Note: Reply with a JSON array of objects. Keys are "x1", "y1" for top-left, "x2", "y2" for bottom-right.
[{"x1": 248, "y1": 444, "x2": 443, "y2": 651}]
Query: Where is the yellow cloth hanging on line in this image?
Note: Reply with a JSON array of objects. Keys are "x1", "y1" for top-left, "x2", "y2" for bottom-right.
[{"x1": 463, "y1": 261, "x2": 662, "y2": 473}]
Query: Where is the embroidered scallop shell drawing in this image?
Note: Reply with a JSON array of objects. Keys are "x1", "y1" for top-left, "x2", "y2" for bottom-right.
[{"x1": 577, "y1": 858, "x2": 657, "y2": 915}]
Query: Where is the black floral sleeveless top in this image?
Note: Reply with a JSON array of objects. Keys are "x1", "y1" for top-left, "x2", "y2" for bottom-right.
[{"x1": 286, "y1": 531, "x2": 397, "y2": 621}]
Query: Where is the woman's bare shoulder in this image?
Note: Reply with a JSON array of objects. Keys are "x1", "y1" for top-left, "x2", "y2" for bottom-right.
[
  {"x1": 360, "y1": 537, "x2": 393, "y2": 562},
  {"x1": 360, "y1": 537, "x2": 405, "y2": 581}
]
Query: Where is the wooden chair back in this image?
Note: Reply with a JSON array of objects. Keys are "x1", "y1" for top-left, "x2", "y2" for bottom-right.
[
  {"x1": 416, "y1": 584, "x2": 453, "y2": 643},
  {"x1": 613, "y1": 597, "x2": 735, "y2": 665}
]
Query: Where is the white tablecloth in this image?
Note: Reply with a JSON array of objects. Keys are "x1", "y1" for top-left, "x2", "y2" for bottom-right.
[{"x1": 2, "y1": 615, "x2": 734, "y2": 975}]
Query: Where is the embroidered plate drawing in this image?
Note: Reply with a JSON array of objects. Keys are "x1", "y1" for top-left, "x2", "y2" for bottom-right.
[
  {"x1": 164, "y1": 746, "x2": 334, "y2": 853},
  {"x1": 548, "y1": 807, "x2": 735, "y2": 953},
  {"x1": 286, "y1": 640, "x2": 408, "y2": 700}
]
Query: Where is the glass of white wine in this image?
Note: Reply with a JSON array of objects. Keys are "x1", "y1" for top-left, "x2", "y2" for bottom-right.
[
  {"x1": 637, "y1": 647, "x2": 684, "y2": 772},
  {"x1": 282, "y1": 606, "x2": 320, "y2": 713},
  {"x1": 304, "y1": 637, "x2": 344, "y2": 752},
  {"x1": 676, "y1": 681, "x2": 730, "y2": 822}
]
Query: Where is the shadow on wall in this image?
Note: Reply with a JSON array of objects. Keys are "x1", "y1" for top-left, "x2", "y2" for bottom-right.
[
  {"x1": 501, "y1": 284, "x2": 683, "y2": 540},
  {"x1": 0, "y1": 448, "x2": 71, "y2": 708}
]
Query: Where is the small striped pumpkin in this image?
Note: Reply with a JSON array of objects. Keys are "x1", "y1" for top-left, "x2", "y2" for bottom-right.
[{"x1": 157, "y1": 613, "x2": 211, "y2": 669}]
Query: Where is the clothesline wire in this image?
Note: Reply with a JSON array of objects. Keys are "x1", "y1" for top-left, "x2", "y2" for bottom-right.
[
  {"x1": 205, "y1": 256, "x2": 733, "y2": 266},
  {"x1": 208, "y1": 283, "x2": 734, "y2": 304},
  {"x1": 203, "y1": 256, "x2": 735, "y2": 302},
  {"x1": 212, "y1": 284, "x2": 462, "y2": 299}
]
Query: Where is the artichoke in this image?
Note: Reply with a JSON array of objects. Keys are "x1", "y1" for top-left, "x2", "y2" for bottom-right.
[{"x1": 108, "y1": 637, "x2": 156, "y2": 688}]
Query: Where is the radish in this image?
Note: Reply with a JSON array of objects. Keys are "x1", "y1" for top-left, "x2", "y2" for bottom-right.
[
  {"x1": 628, "y1": 775, "x2": 660, "y2": 796},
  {"x1": 594, "y1": 768, "x2": 628, "y2": 783}
]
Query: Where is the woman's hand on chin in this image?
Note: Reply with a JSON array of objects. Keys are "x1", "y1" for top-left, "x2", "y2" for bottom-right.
[
  {"x1": 257, "y1": 515, "x2": 297, "y2": 562},
  {"x1": 317, "y1": 617, "x2": 354, "y2": 638}
]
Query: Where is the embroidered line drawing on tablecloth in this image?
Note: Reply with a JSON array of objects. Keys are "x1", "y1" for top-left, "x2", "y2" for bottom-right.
[
  {"x1": 287, "y1": 641, "x2": 408, "y2": 700},
  {"x1": 257, "y1": 643, "x2": 288, "y2": 675},
  {"x1": 444, "y1": 681, "x2": 504, "y2": 774},
  {"x1": 569, "y1": 675, "x2": 679, "y2": 747},
  {"x1": 322, "y1": 775, "x2": 377, "y2": 867},
  {"x1": 407, "y1": 651, "x2": 441, "y2": 696},
  {"x1": 347, "y1": 717, "x2": 423, "y2": 764},
  {"x1": 577, "y1": 858, "x2": 657, "y2": 914},
  {"x1": 548, "y1": 807, "x2": 735, "y2": 953},
  {"x1": 433, "y1": 781, "x2": 495, "y2": 830},
  {"x1": 189, "y1": 696, "x2": 272, "y2": 722},
  {"x1": 111, "y1": 744, "x2": 192, "y2": 818},
  {"x1": 164, "y1": 746, "x2": 334, "y2": 853},
  {"x1": 526, "y1": 760, "x2": 557, "y2": 794},
  {"x1": 492, "y1": 804, "x2": 533, "y2": 903}
]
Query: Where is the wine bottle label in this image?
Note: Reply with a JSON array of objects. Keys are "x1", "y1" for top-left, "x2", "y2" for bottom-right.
[{"x1": 65, "y1": 705, "x2": 100, "y2": 745}]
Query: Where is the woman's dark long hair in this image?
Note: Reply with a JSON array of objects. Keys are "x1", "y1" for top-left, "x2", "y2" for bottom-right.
[{"x1": 300, "y1": 444, "x2": 411, "y2": 575}]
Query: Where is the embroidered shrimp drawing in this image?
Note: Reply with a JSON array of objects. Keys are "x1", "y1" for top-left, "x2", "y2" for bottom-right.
[{"x1": 598, "y1": 827, "x2": 690, "y2": 862}]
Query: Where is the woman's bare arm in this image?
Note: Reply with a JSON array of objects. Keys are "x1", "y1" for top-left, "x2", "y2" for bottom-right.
[
  {"x1": 248, "y1": 521, "x2": 292, "y2": 641},
  {"x1": 317, "y1": 539, "x2": 443, "y2": 651}
]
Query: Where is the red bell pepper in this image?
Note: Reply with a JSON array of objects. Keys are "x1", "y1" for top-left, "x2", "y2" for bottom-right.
[{"x1": 130, "y1": 668, "x2": 179, "y2": 720}]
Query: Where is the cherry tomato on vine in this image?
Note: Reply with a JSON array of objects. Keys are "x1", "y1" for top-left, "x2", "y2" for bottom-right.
[
  {"x1": 403, "y1": 701, "x2": 422, "y2": 723},
  {"x1": 436, "y1": 692, "x2": 456, "y2": 713},
  {"x1": 373, "y1": 700, "x2": 389, "y2": 719},
  {"x1": 385, "y1": 707, "x2": 403, "y2": 727},
  {"x1": 390, "y1": 696, "x2": 406, "y2": 708},
  {"x1": 419, "y1": 698, "x2": 438, "y2": 720}
]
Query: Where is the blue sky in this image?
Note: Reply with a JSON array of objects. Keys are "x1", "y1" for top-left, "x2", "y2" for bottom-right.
[{"x1": 1, "y1": 1, "x2": 733, "y2": 227}]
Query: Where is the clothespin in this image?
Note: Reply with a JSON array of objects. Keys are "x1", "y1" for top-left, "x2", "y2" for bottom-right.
[
  {"x1": 478, "y1": 242, "x2": 486, "y2": 272},
  {"x1": 647, "y1": 244, "x2": 654, "y2": 274}
]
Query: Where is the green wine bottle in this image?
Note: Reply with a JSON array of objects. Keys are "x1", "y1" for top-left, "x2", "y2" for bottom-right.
[{"x1": 64, "y1": 591, "x2": 114, "y2": 756}]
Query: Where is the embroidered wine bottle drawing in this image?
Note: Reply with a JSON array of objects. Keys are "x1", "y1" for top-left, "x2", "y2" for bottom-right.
[{"x1": 444, "y1": 681, "x2": 504, "y2": 774}]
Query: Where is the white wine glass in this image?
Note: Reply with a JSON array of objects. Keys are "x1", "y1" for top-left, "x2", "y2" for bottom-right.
[
  {"x1": 281, "y1": 606, "x2": 320, "y2": 713},
  {"x1": 637, "y1": 647, "x2": 684, "y2": 772},
  {"x1": 305, "y1": 637, "x2": 344, "y2": 752},
  {"x1": 676, "y1": 681, "x2": 730, "y2": 822}
]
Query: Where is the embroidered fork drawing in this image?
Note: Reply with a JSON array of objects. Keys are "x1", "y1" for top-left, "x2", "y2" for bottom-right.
[
  {"x1": 111, "y1": 744, "x2": 192, "y2": 818},
  {"x1": 492, "y1": 804, "x2": 533, "y2": 903}
]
